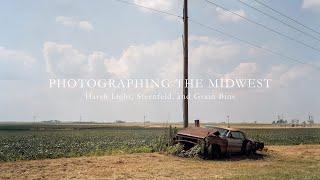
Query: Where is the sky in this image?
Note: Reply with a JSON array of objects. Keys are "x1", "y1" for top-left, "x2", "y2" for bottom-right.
[{"x1": 0, "y1": 0, "x2": 320, "y2": 123}]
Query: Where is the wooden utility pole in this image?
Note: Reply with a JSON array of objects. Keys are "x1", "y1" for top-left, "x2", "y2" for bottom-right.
[
  {"x1": 227, "y1": 115, "x2": 230, "y2": 128},
  {"x1": 183, "y1": 0, "x2": 189, "y2": 128}
]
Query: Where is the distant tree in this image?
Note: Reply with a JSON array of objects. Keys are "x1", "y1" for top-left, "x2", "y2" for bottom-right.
[
  {"x1": 302, "y1": 121, "x2": 307, "y2": 127},
  {"x1": 115, "y1": 120, "x2": 126, "y2": 124}
]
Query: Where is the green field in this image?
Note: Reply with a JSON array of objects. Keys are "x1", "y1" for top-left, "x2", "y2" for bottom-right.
[
  {"x1": 243, "y1": 128, "x2": 320, "y2": 145},
  {"x1": 0, "y1": 124, "x2": 319, "y2": 161}
]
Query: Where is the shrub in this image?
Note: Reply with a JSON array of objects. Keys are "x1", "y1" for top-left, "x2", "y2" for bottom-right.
[
  {"x1": 184, "y1": 144, "x2": 202, "y2": 158},
  {"x1": 167, "y1": 143, "x2": 184, "y2": 155}
]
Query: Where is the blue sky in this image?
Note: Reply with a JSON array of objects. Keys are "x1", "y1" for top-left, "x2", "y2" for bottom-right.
[{"x1": 0, "y1": 0, "x2": 320, "y2": 123}]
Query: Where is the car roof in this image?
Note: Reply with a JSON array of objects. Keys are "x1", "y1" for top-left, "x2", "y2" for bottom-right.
[
  {"x1": 177, "y1": 127, "x2": 215, "y2": 139},
  {"x1": 225, "y1": 128, "x2": 241, "y2": 131},
  {"x1": 206, "y1": 126, "x2": 241, "y2": 132}
]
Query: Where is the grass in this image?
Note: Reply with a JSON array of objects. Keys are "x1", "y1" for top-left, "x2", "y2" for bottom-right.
[{"x1": 0, "y1": 145, "x2": 319, "y2": 179}]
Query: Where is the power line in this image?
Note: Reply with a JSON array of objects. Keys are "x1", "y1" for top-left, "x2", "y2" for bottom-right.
[
  {"x1": 203, "y1": 0, "x2": 320, "y2": 54},
  {"x1": 114, "y1": 0, "x2": 182, "y2": 19},
  {"x1": 252, "y1": 0, "x2": 320, "y2": 36},
  {"x1": 113, "y1": 0, "x2": 320, "y2": 70},
  {"x1": 236, "y1": 0, "x2": 320, "y2": 42},
  {"x1": 189, "y1": 18, "x2": 320, "y2": 70}
]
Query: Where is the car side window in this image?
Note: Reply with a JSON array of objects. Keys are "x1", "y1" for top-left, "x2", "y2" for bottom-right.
[
  {"x1": 239, "y1": 132, "x2": 246, "y2": 140},
  {"x1": 232, "y1": 132, "x2": 239, "y2": 139},
  {"x1": 228, "y1": 131, "x2": 236, "y2": 138},
  {"x1": 230, "y1": 131, "x2": 244, "y2": 140}
]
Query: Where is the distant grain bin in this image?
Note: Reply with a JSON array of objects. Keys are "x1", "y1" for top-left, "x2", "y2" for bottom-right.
[{"x1": 194, "y1": 119, "x2": 200, "y2": 127}]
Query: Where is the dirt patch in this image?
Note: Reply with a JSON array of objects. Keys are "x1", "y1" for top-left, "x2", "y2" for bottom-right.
[{"x1": 1, "y1": 145, "x2": 320, "y2": 179}]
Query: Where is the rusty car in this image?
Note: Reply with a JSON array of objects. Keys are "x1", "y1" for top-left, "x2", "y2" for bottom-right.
[{"x1": 175, "y1": 122, "x2": 264, "y2": 159}]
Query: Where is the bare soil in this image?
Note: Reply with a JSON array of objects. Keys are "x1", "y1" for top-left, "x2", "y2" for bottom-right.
[{"x1": 1, "y1": 145, "x2": 319, "y2": 179}]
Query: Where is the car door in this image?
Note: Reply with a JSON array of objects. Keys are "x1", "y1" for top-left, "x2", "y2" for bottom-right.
[{"x1": 227, "y1": 131, "x2": 243, "y2": 153}]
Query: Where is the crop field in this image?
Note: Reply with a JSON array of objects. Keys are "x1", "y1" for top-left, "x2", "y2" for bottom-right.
[
  {"x1": 0, "y1": 123, "x2": 319, "y2": 161},
  {"x1": 243, "y1": 128, "x2": 320, "y2": 145},
  {"x1": 0, "y1": 125, "x2": 168, "y2": 161}
]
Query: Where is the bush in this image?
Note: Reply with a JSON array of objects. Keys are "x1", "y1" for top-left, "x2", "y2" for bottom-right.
[
  {"x1": 167, "y1": 144, "x2": 184, "y2": 155},
  {"x1": 166, "y1": 144, "x2": 203, "y2": 159},
  {"x1": 151, "y1": 134, "x2": 168, "y2": 152},
  {"x1": 181, "y1": 144, "x2": 203, "y2": 158}
]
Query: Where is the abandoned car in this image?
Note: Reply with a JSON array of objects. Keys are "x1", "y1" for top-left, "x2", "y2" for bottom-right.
[{"x1": 175, "y1": 124, "x2": 264, "y2": 159}]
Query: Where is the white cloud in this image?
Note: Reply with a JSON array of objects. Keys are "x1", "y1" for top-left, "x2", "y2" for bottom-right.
[
  {"x1": 302, "y1": 0, "x2": 320, "y2": 9},
  {"x1": 43, "y1": 42, "x2": 112, "y2": 78},
  {"x1": 0, "y1": 46, "x2": 36, "y2": 79},
  {"x1": 55, "y1": 16, "x2": 94, "y2": 31},
  {"x1": 263, "y1": 62, "x2": 320, "y2": 92},
  {"x1": 43, "y1": 42, "x2": 89, "y2": 77},
  {"x1": 223, "y1": 63, "x2": 259, "y2": 79},
  {"x1": 215, "y1": 7, "x2": 246, "y2": 22},
  {"x1": 190, "y1": 38, "x2": 240, "y2": 64},
  {"x1": 217, "y1": 62, "x2": 265, "y2": 95},
  {"x1": 106, "y1": 36, "x2": 242, "y2": 79},
  {"x1": 105, "y1": 39, "x2": 182, "y2": 79},
  {"x1": 133, "y1": 0, "x2": 173, "y2": 11},
  {"x1": 132, "y1": 0, "x2": 180, "y2": 21},
  {"x1": 78, "y1": 21, "x2": 94, "y2": 31},
  {"x1": 88, "y1": 51, "x2": 110, "y2": 77},
  {"x1": 43, "y1": 36, "x2": 242, "y2": 79}
]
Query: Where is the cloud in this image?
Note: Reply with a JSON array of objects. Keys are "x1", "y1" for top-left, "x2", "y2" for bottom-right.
[
  {"x1": 217, "y1": 62, "x2": 265, "y2": 95},
  {"x1": 46, "y1": 37, "x2": 320, "y2": 93},
  {"x1": 43, "y1": 36, "x2": 242, "y2": 79},
  {"x1": 267, "y1": 64, "x2": 319, "y2": 88},
  {"x1": 106, "y1": 36, "x2": 242, "y2": 79},
  {"x1": 43, "y1": 42, "x2": 90, "y2": 77},
  {"x1": 105, "y1": 39, "x2": 182, "y2": 79},
  {"x1": 190, "y1": 36, "x2": 241, "y2": 64},
  {"x1": 43, "y1": 40, "x2": 181, "y2": 78},
  {"x1": 302, "y1": 0, "x2": 320, "y2": 9},
  {"x1": 223, "y1": 63, "x2": 259, "y2": 79},
  {"x1": 0, "y1": 46, "x2": 36, "y2": 79},
  {"x1": 132, "y1": 0, "x2": 180, "y2": 22},
  {"x1": 133, "y1": 0, "x2": 173, "y2": 11},
  {"x1": 55, "y1": 16, "x2": 94, "y2": 31},
  {"x1": 215, "y1": 7, "x2": 246, "y2": 22},
  {"x1": 43, "y1": 42, "x2": 113, "y2": 78}
]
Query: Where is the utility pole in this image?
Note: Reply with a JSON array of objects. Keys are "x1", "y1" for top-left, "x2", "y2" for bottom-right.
[
  {"x1": 227, "y1": 115, "x2": 230, "y2": 128},
  {"x1": 183, "y1": 0, "x2": 189, "y2": 128}
]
